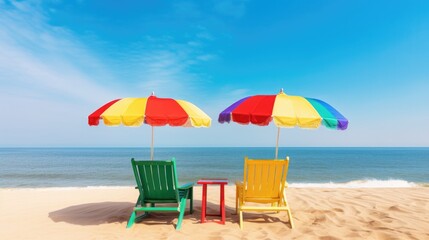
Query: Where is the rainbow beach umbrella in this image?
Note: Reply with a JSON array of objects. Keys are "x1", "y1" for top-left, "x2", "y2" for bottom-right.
[
  {"x1": 88, "y1": 93, "x2": 211, "y2": 159},
  {"x1": 218, "y1": 89, "x2": 348, "y2": 158}
]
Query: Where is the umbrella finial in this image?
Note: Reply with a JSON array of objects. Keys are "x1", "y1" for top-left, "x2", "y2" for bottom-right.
[
  {"x1": 280, "y1": 88, "x2": 284, "y2": 94},
  {"x1": 151, "y1": 91, "x2": 155, "y2": 96}
]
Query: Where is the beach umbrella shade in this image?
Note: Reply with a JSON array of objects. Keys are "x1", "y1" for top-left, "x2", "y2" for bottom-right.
[
  {"x1": 88, "y1": 93, "x2": 211, "y2": 160},
  {"x1": 218, "y1": 89, "x2": 348, "y2": 159}
]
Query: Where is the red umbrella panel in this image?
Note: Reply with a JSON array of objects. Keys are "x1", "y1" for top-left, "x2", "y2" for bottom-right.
[{"x1": 89, "y1": 95, "x2": 211, "y2": 159}]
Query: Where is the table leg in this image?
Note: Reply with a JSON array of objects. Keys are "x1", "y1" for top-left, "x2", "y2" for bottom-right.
[
  {"x1": 201, "y1": 184, "x2": 207, "y2": 223},
  {"x1": 221, "y1": 184, "x2": 225, "y2": 224}
]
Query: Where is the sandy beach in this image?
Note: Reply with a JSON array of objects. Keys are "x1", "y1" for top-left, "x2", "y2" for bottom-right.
[{"x1": 1, "y1": 186, "x2": 428, "y2": 240}]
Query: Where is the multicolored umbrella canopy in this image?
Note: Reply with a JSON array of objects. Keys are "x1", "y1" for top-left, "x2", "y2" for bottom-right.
[
  {"x1": 218, "y1": 89, "x2": 348, "y2": 158},
  {"x1": 88, "y1": 94, "x2": 211, "y2": 159}
]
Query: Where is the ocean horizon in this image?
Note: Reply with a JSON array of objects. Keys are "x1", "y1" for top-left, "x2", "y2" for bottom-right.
[{"x1": 1, "y1": 147, "x2": 428, "y2": 188}]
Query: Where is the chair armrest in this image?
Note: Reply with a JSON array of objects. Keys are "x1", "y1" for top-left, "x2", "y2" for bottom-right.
[{"x1": 178, "y1": 182, "x2": 194, "y2": 190}]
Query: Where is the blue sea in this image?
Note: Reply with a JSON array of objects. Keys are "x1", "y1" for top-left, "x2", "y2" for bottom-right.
[{"x1": 0, "y1": 147, "x2": 428, "y2": 188}]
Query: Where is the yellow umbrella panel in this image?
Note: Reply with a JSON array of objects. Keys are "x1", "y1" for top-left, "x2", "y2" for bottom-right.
[{"x1": 89, "y1": 95, "x2": 211, "y2": 159}]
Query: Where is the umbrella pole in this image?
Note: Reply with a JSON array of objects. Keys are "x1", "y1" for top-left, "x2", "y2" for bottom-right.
[
  {"x1": 275, "y1": 127, "x2": 280, "y2": 159},
  {"x1": 151, "y1": 126, "x2": 154, "y2": 160}
]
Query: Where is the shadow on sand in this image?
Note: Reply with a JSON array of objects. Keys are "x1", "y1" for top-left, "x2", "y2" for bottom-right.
[
  {"x1": 48, "y1": 199, "x2": 287, "y2": 228},
  {"x1": 49, "y1": 202, "x2": 134, "y2": 225}
]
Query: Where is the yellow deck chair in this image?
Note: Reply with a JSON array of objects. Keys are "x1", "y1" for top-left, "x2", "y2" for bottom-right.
[{"x1": 235, "y1": 157, "x2": 294, "y2": 229}]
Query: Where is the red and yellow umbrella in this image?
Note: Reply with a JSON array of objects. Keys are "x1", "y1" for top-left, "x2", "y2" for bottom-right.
[{"x1": 88, "y1": 93, "x2": 211, "y2": 159}]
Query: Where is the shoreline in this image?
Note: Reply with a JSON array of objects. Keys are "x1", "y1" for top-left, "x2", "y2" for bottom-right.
[
  {"x1": 2, "y1": 178, "x2": 427, "y2": 189},
  {"x1": 1, "y1": 186, "x2": 428, "y2": 239}
]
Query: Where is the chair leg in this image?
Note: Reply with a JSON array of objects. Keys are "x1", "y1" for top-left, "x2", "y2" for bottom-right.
[
  {"x1": 127, "y1": 196, "x2": 141, "y2": 229},
  {"x1": 287, "y1": 209, "x2": 295, "y2": 228},
  {"x1": 176, "y1": 198, "x2": 187, "y2": 230},
  {"x1": 134, "y1": 212, "x2": 150, "y2": 223},
  {"x1": 189, "y1": 188, "x2": 194, "y2": 214},
  {"x1": 126, "y1": 211, "x2": 136, "y2": 228},
  {"x1": 239, "y1": 210, "x2": 244, "y2": 230},
  {"x1": 272, "y1": 202, "x2": 280, "y2": 213},
  {"x1": 235, "y1": 187, "x2": 239, "y2": 214},
  {"x1": 283, "y1": 192, "x2": 294, "y2": 228}
]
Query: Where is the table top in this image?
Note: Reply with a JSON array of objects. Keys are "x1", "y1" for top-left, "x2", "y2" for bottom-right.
[{"x1": 197, "y1": 178, "x2": 228, "y2": 184}]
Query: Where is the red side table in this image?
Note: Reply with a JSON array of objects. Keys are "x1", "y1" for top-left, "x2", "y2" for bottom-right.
[{"x1": 197, "y1": 178, "x2": 228, "y2": 224}]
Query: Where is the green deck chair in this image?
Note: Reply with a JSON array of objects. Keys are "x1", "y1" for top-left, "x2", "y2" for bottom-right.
[{"x1": 127, "y1": 158, "x2": 194, "y2": 230}]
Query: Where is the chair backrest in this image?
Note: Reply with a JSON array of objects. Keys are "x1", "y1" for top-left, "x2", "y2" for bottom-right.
[
  {"x1": 243, "y1": 156, "x2": 290, "y2": 199},
  {"x1": 131, "y1": 158, "x2": 180, "y2": 202}
]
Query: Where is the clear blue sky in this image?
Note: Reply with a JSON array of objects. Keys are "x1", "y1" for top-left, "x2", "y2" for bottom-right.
[{"x1": 0, "y1": 0, "x2": 428, "y2": 147}]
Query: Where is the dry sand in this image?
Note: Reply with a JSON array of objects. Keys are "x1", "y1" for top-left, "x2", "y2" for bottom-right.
[{"x1": 1, "y1": 186, "x2": 428, "y2": 239}]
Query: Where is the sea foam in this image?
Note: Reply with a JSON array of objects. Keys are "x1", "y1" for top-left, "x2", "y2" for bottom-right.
[{"x1": 289, "y1": 179, "x2": 419, "y2": 188}]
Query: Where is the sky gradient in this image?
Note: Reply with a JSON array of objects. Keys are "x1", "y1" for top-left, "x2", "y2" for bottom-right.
[{"x1": 1, "y1": 0, "x2": 428, "y2": 147}]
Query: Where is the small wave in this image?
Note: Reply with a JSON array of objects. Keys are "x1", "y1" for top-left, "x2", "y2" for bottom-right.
[
  {"x1": 0, "y1": 186, "x2": 134, "y2": 191},
  {"x1": 289, "y1": 179, "x2": 420, "y2": 188}
]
